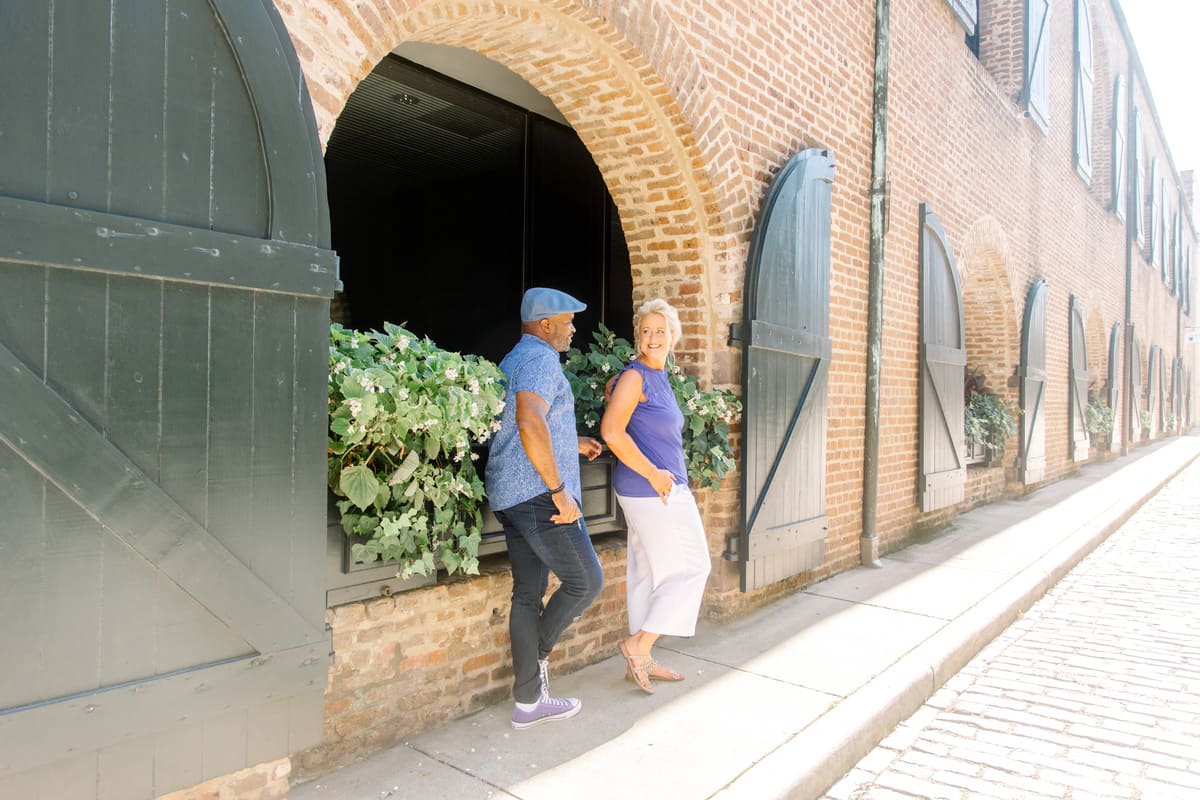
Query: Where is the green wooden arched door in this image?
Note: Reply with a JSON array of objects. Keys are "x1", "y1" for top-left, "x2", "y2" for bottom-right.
[
  {"x1": 0, "y1": 2, "x2": 335, "y2": 797},
  {"x1": 737, "y1": 149, "x2": 833, "y2": 592},
  {"x1": 918, "y1": 205, "x2": 966, "y2": 512},
  {"x1": 1019, "y1": 280, "x2": 1048, "y2": 484}
]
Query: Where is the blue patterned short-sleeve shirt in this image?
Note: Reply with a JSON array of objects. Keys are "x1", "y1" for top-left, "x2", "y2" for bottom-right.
[{"x1": 484, "y1": 334, "x2": 581, "y2": 511}]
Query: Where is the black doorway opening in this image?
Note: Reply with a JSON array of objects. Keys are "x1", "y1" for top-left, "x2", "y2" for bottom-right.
[{"x1": 325, "y1": 54, "x2": 633, "y2": 364}]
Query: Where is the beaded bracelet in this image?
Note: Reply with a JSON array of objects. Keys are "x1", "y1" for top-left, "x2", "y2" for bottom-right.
[{"x1": 548, "y1": 482, "x2": 566, "y2": 495}]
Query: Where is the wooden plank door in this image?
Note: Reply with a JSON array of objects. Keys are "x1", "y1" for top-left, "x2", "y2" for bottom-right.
[
  {"x1": 1129, "y1": 333, "x2": 1144, "y2": 440},
  {"x1": 918, "y1": 205, "x2": 966, "y2": 512},
  {"x1": 1068, "y1": 296, "x2": 1090, "y2": 461},
  {"x1": 1147, "y1": 344, "x2": 1161, "y2": 435},
  {"x1": 738, "y1": 149, "x2": 833, "y2": 592},
  {"x1": 1019, "y1": 280, "x2": 1048, "y2": 483},
  {"x1": 1107, "y1": 322, "x2": 1121, "y2": 451},
  {"x1": 0, "y1": 2, "x2": 335, "y2": 797}
]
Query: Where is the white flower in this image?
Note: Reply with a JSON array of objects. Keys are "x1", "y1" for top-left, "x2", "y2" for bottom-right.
[
  {"x1": 349, "y1": 336, "x2": 359, "y2": 347},
  {"x1": 348, "y1": 399, "x2": 362, "y2": 417},
  {"x1": 470, "y1": 403, "x2": 479, "y2": 416},
  {"x1": 445, "y1": 368, "x2": 459, "y2": 381},
  {"x1": 468, "y1": 378, "x2": 481, "y2": 394},
  {"x1": 396, "y1": 388, "x2": 410, "y2": 401},
  {"x1": 589, "y1": 382, "x2": 597, "y2": 390},
  {"x1": 601, "y1": 363, "x2": 611, "y2": 373},
  {"x1": 491, "y1": 420, "x2": 502, "y2": 432},
  {"x1": 332, "y1": 360, "x2": 347, "y2": 374},
  {"x1": 453, "y1": 451, "x2": 463, "y2": 463},
  {"x1": 395, "y1": 337, "x2": 409, "y2": 352},
  {"x1": 497, "y1": 400, "x2": 505, "y2": 413}
]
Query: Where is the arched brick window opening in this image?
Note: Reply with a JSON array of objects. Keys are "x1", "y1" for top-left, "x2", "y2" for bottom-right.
[
  {"x1": 275, "y1": 0, "x2": 746, "y2": 384},
  {"x1": 960, "y1": 218, "x2": 1021, "y2": 413},
  {"x1": 1085, "y1": 308, "x2": 1106, "y2": 400}
]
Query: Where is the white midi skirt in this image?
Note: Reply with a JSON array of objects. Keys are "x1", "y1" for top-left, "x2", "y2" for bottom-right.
[{"x1": 617, "y1": 483, "x2": 712, "y2": 637}]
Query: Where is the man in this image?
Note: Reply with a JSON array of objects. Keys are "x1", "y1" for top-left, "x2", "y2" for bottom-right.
[{"x1": 485, "y1": 287, "x2": 605, "y2": 730}]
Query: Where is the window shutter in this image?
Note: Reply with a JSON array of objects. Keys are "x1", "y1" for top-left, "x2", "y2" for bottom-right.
[
  {"x1": 1111, "y1": 75, "x2": 1126, "y2": 219},
  {"x1": 1025, "y1": 0, "x2": 1051, "y2": 132},
  {"x1": 947, "y1": 0, "x2": 978, "y2": 36},
  {"x1": 1170, "y1": 209, "x2": 1180, "y2": 293},
  {"x1": 1158, "y1": 178, "x2": 1168, "y2": 276},
  {"x1": 1133, "y1": 110, "x2": 1145, "y2": 247},
  {"x1": 1149, "y1": 158, "x2": 1160, "y2": 264},
  {"x1": 1073, "y1": 0, "x2": 1093, "y2": 181}
]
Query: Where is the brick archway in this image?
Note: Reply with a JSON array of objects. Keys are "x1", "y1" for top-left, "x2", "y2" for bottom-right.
[
  {"x1": 959, "y1": 216, "x2": 1021, "y2": 403},
  {"x1": 276, "y1": 0, "x2": 746, "y2": 380}
]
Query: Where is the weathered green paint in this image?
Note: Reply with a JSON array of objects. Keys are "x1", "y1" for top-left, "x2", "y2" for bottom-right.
[
  {"x1": 1068, "y1": 296, "x2": 1091, "y2": 461},
  {"x1": 0, "y1": 0, "x2": 335, "y2": 796},
  {"x1": 1020, "y1": 280, "x2": 1049, "y2": 483},
  {"x1": 918, "y1": 205, "x2": 966, "y2": 512},
  {"x1": 738, "y1": 149, "x2": 833, "y2": 592}
]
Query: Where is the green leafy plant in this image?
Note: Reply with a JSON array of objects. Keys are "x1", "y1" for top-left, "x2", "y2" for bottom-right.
[
  {"x1": 564, "y1": 324, "x2": 742, "y2": 489},
  {"x1": 1138, "y1": 409, "x2": 1152, "y2": 431},
  {"x1": 327, "y1": 323, "x2": 505, "y2": 579},
  {"x1": 964, "y1": 391, "x2": 1018, "y2": 452},
  {"x1": 1085, "y1": 394, "x2": 1114, "y2": 436}
]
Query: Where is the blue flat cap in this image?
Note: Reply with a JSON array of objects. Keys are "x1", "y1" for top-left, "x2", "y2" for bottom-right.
[{"x1": 520, "y1": 287, "x2": 587, "y2": 322}]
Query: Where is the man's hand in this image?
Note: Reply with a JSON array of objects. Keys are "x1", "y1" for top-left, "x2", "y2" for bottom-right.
[
  {"x1": 550, "y1": 491, "x2": 583, "y2": 525},
  {"x1": 578, "y1": 436, "x2": 602, "y2": 461}
]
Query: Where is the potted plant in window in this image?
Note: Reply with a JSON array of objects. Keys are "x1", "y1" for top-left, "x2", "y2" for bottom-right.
[
  {"x1": 327, "y1": 323, "x2": 506, "y2": 581},
  {"x1": 563, "y1": 324, "x2": 741, "y2": 489},
  {"x1": 1085, "y1": 391, "x2": 1115, "y2": 450},
  {"x1": 963, "y1": 374, "x2": 1017, "y2": 467}
]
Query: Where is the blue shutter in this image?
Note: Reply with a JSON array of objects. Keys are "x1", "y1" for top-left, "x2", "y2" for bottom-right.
[
  {"x1": 1025, "y1": 0, "x2": 1051, "y2": 132},
  {"x1": 1073, "y1": 0, "x2": 1093, "y2": 182},
  {"x1": 947, "y1": 0, "x2": 979, "y2": 35},
  {"x1": 1111, "y1": 76, "x2": 1126, "y2": 219}
]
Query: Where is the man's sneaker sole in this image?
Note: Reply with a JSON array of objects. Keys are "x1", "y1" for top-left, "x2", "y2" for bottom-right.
[{"x1": 510, "y1": 700, "x2": 582, "y2": 730}]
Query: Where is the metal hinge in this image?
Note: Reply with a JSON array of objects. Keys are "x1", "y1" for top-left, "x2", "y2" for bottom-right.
[
  {"x1": 722, "y1": 534, "x2": 740, "y2": 561},
  {"x1": 728, "y1": 322, "x2": 744, "y2": 347}
]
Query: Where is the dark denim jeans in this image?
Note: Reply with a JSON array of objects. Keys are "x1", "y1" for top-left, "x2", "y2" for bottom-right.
[{"x1": 494, "y1": 492, "x2": 604, "y2": 703}]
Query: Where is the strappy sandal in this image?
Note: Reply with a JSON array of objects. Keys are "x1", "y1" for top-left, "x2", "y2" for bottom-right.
[
  {"x1": 619, "y1": 641, "x2": 655, "y2": 694},
  {"x1": 647, "y1": 658, "x2": 684, "y2": 682}
]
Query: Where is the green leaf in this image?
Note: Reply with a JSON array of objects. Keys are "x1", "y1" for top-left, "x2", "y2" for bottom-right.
[
  {"x1": 389, "y1": 449, "x2": 420, "y2": 485},
  {"x1": 340, "y1": 464, "x2": 382, "y2": 511}
]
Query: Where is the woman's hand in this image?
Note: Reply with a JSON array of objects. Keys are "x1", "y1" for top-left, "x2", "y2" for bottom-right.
[{"x1": 648, "y1": 467, "x2": 674, "y2": 504}]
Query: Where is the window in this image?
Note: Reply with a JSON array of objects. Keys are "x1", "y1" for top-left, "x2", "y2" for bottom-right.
[
  {"x1": 1024, "y1": 0, "x2": 1051, "y2": 132},
  {"x1": 948, "y1": 0, "x2": 979, "y2": 37},
  {"x1": 1073, "y1": 0, "x2": 1094, "y2": 181}
]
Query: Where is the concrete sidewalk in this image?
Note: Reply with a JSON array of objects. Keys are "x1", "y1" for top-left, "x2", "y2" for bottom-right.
[{"x1": 292, "y1": 435, "x2": 1200, "y2": 800}]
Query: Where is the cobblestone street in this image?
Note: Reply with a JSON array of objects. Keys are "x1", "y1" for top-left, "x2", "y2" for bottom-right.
[{"x1": 825, "y1": 452, "x2": 1200, "y2": 800}]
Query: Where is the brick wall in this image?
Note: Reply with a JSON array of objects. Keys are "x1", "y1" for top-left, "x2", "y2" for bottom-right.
[{"x1": 295, "y1": 536, "x2": 631, "y2": 780}]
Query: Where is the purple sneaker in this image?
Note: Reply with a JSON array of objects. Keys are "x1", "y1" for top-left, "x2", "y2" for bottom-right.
[{"x1": 510, "y1": 695, "x2": 581, "y2": 730}]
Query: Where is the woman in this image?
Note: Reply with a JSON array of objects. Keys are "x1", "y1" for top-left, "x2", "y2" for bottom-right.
[{"x1": 600, "y1": 298, "x2": 712, "y2": 693}]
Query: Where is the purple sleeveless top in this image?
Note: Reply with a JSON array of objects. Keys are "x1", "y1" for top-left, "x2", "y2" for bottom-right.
[{"x1": 612, "y1": 360, "x2": 688, "y2": 497}]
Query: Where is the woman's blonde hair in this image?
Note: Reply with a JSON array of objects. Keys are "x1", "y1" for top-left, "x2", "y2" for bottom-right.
[{"x1": 632, "y1": 298, "x2": 682, "y2": 353}]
